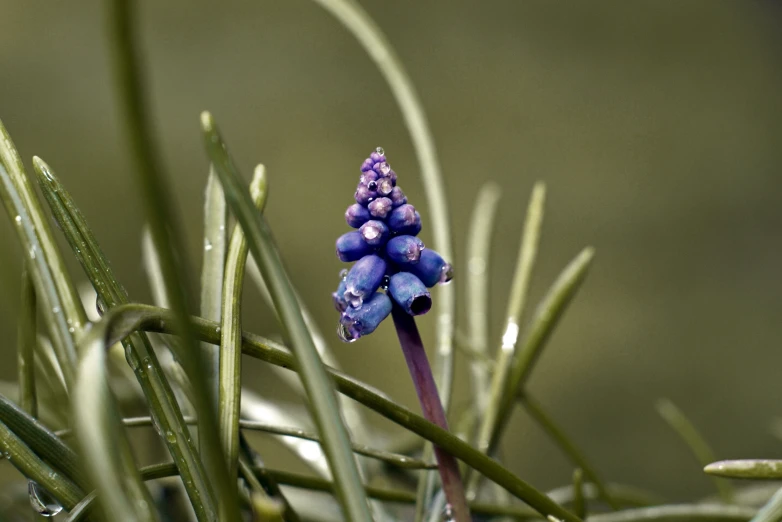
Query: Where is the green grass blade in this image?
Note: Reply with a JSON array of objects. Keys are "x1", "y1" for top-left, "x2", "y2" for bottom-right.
[
  {"x1": 0, "y1": 420, "x2": 83, "y2": 511},
  {"x1": 489, "y1": 246, "x2": 595, "y2": 452},
  {"x1": 33, "y1": 155, "x2": 220, "y2": 521},
  {"x1": 705, "y1": 460, "x2": 782, "y2": 480},
  {"x1": 573, "y1": 468, "x2": 586, "y2": 519},
  {"x1": 469, "y1": 182, "x2": 545, "y2": 499},
  {"x1": 220, "y1": 164, "x2": 267, "y2": 482},
  {"x1": 464, "y1": 182, "x2": 502, "y2": 412},
  {"x1": 588, "y1": 504, "x2": 756, "y2": 522},
  {"x1": 106, "y1": 1, "x2": 236, "y2": 518},
  {"x1": 94, "y1": 303, "x2": 582, "y2": 522},
  {"x1": 72, "y1": 327, "x2": 159, "y2": 522},
  {"x1": 201, "y1": 167, "x2": 227, "y2": 414},
  {"x1": 656, "y1": 398, "x2": 734, "y2": 503},
  {"x1": 0, "y1": 122, "x2": 85, "y2": 387},
  {"x1": 201, "y1": 111, "x2": 373, "y2": 521},
  {"x1": 547, "y1": 482, "x2": 664, "y2": 508},
  {"x1": 520, "y1": 392, "x2": 617, "y2": 509},
  {"x1": 0, "y1": 394, "x2": 87, "y2": 490},
  {"x1": 17, "y1": 264, "x2": 37, "y2": 417}
]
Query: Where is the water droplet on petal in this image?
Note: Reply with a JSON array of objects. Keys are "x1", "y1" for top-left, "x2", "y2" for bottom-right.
[
  {"x1": 337, "y1": 322, "x2": 357, "y2": 343},
  {"x1": 438, "y1": 263, "x2": 454, "y2": 284},
  {"x1": 379, "y1": 162, "x2": 391, "y2": 175},
  {"x1": 204, "y1": 238, "x2": 213, "y2": 251},
  {"x1": 338, "y1": 269, "x2": 348, "y2": 281},
  {"x1": 344, "y1": 288, "x2": 363, "y2": 309},
  {"x1": 375, "y1": 147, "x2": 385, "y2": 156},
  {"x1": 381, "y1": 275, "x2": 390, "y2": 290},
  {"x1": 28, "y1": 481, "x2": 63, "y2": 517}
]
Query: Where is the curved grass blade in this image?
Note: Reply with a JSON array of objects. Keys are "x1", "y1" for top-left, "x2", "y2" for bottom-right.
[
  {"x1": 34, "y1": 156, "x2": 219, "y2": 521},
  {"x1": 73, "y1": 326, "x2": 159, "y2": 521},
  {"x1": 464, "y1": 182, "x2": 502, "y2": 412},
  {"x1": 0, "y1": 420, "x2": 83, "y2": 511},
  {"x1": 469, "y1": 182, "x2": 545, "y2": 499},
  {"x1": 520, "y1": 392, "x2": 617, "y2": 509},
  {"x1": 201, "y1": 111, "x2": 373, "y2": 521},
  {"x1": 0, "y1": 394, "x2": 87, "y2": 490},
  {"x1": 220, "y1": 164, "x2": 267, "y2": 481},
  {"x1": 0, "y1": 122, "x2": 85, "y2": 387},
  {"x1": 547, "y1": 483, "x2": 664, "y2": 509},
  {"x1": 489, "y1": 247, "x2": 595, "y2": 453},
  {"x1": 201, "y1": 167, "x2": 228, "y2": 414},
  {"x1": 95, "y1": 303, "x2": 582, "y2": 522},
  {"x1": 572, "y1": 469, "x2": 586, "y2": 519},
  {"x1": 17, "y1": 264, "x2": 37, "y2": 417},
  {"x1": 656, "y1": 398, "x2": 734, "y2": 503},
  {"x1": 705, "y1": 460, "x2": 782, "y2": 480},
  {"x1": 589, "y1": 504, "x2": 756, "y2": 522}
]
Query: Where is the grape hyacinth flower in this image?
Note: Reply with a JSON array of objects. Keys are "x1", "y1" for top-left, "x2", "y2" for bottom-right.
[
  {"x1": 334, "y1": 147, "x2": 453, "y2": 342},
  {"x1": 333, "y1": 149, "x2": 470, "y2": 521}
]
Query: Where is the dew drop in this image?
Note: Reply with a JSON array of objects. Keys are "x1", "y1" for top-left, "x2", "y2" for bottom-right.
[
  {"x1": 438, "y1": 263, "x2": 454, "y2": 284},
  {"x1": 337, "y1": 322, "x2": 357, "y2": 343},
  {"x1": 29, "y1": 246, "x2": 36, "y2": 260},
  {"x1": 204, "y1": 238, "x2": 213, "y2": 251},
  {"x1": 442, "y1": 503, "x2": 454, "y2": 522},
  {"x1": 28, "y1": 481, "x2": 63, "y2": 517},
  {"x1": 52, "y1": 306, "x2": 61, "y2": 314},
  {"x1": 344, "y1": 288, "x2": 363, "y2": 309},
  {"x1": 165, "y1": 431, "x2": 177, "y2": 444},
  {"x1": 338, "y1": 268, "x2": 348, "y2": 281},
  {"x1": 381, "y1": 275, "x2": 390, "y2": 290},
  {"x1": 14, "y1": 215, "x2": 21, "y2": 224},
  {"x1": 215, "y1": 326, "x2": 221, "y2": 335},
  {"x1": 378, "y1": 162, "x2": 391, "y2": 175},
  {"x1": 367, "y1": 180, "x2": 377, "y2": 191},
  {"x1": 375, "y1": 147, "x2": 385, "y2": 156}
]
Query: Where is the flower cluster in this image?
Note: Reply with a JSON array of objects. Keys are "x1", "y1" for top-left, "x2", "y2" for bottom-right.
[{"x1": 333, "y1": 148, "x2": 453, "y2": 342}]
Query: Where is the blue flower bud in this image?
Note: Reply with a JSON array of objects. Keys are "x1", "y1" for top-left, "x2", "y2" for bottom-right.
[
  {"x1": 336, "y1": 231, "x2": 373, "y2": 262},
  {"x1": 345, "y1": 203, "x2": 371, "y2": 228},
  {"x1": 344, "y1": 254, "x2": 387, "y2": 308},
  {"x1": 361, "y1": 159, "x2": 374, "y2": 172},
  {"x1": 359, "y1": 219, "x2": 389, "y2": 246},
  {"x1": 377, "y1": 178, "x2": 394, "y2": 196},
  {"x1": 389, "y1": 186, "x2": 407, "y2": 207},
  {"x1": 360, "y1": 171, "x2": 379, "y2": 184},
  {"x1": 387, "y1": 272, "x2": 431, "y2": 316},
  {"x1": 355, "y1": 183, "x2": 377, "y2": 205},
  {"x1": 338, "y1": 292, "x2": 392, "y2": 342},
  {"x1": 385, "y1": 235, "x2": 425, "y2": 265},
  {"x1": 408, "y1": 248, "x2": 454, "y2": 287},
  {"x1": 387, "y1": 204, "x2": 422, "y2": 236},
  {"x1": 368, "y1": 197, "x2": 393, "y2": 219},
  {"x1": 332, "y1": 277, "x2": 348, "y2": 312}
]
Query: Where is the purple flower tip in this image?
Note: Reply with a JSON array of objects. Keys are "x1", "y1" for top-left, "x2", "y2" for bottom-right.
[
  {"x1": 336, "y1": 231, "x2": 373, "y2": 262},
  {"x1": 368, "y1": 197, "x2": 393, "y2": 219},
  {"x1": 359, "y1": 220, "x2": 390, "y2": 246},
  {"x1": 389, "y1": 186, "x2": 407, "y2": 208},
  {"x1": 386, "y1": 235, "x2": 425, "y2": 265},
  {"x1": 388, "y1": 272, "x2": 431, "y2": 316},
  {"x1": 409, "y1": 248, "x2": 454, "y2": 287},
  {"x1": 388, "y1": 204, "x2": 422, "y2": 236},
  {"x1": 345, "y1": 203, "x2": 371, "y2": 228},
  {"x1": 338, "y1": 292, "x2": 392, "y2": 342}
]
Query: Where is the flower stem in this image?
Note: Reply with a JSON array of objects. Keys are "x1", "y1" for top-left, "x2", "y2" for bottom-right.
[{"x1": 391, "y1": 304, "x2": 470, "y2": 522}]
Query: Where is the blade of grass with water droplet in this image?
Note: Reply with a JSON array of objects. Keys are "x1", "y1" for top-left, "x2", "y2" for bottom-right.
[
  {"x1": 0, "y1": 121, "x2": 85, "y2": 388},
  {"x1": 656, "y1": 398, "x2": 734, "y2": 503},
  {"x1": 201, "y1": 167, "x2": 227, "y2": 415},
  {"x1": 201, "y1": 111, "x2": 373, "y2": 521},
  {"x1": 219, "y1": 164, "x2": 267, "y2": 482},
  {"x1": 489, "y1": 247, "x2": 596, "y2": 454},
  {"x1": 34, "y1": 156, "x2": 219, "y2": 521},
  {"x1": 0, "y1": 419, "x2": 83, "y2": 511},
  {"x1": 468, "y1": 182, "x2": 545, "y2": 500},
  {"x1": 94, "y1": 303, "x2": 582, "y2": 522}
]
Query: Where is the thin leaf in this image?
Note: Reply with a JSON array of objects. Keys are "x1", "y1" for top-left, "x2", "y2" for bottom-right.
[
  {"x1": 106, "y1": 0, "x2": 236, "y2": 517},
  {"x1": 220, "y1": 164, "x2": 267, "y2": 481},
  {"x1": 490, "y1": 247, "x2": 596, "y2": 452},
  {"x1": 200, "y1": 167, "x2": 227, "y2": 414},
  {"x1": 34, "y1": 156, "x2": 219, "y2": 521},
  {"x1": 201, "y1": 111, "x2": 373, "y2": 520},
  {"x1": 589, "y1": 504, "x2": 755, "y2": 522},
  {"x1": 573, "y1": 469, "x2": 586, "y2": 519},
  {"x1": 17, "y1": 264, "x2": 37, "y2": 417},
  {"x1": 0, "y1": 420, "x2": 83, "y2": 511},
  {"x1": 94, "y1": 303, "x2": 583, "y2": 522},
  {"x1": 705, "y1": 460, "x2": 782, "y2": 480},
  {"x1": 547, "y1": 483, "x2": 664, "y2": 509},
  {"x1": 520, "y1": 392, "x2": 617, "y2": 509},
  {"x1": 749, "y1": 487, "x2": 782, "y2": 522},
  {"x1": 469, "y1": 182, "x2": 545, "y2": 499},
  {"x1": 0, "y1": 122, "x2": 84, "y2": 387},
  {"x1": 656, "y1": 398, "x2": 734, "y2": 503}
]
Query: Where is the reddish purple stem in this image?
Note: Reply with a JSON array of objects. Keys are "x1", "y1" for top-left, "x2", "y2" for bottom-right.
[{"x1": 391, "y1": 304, "x2": 471, "y2": 522}]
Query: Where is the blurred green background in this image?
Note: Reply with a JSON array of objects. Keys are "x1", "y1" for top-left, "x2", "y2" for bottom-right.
[{"x1": 1, "y1": 0, "x2": 782, "y2": 506}]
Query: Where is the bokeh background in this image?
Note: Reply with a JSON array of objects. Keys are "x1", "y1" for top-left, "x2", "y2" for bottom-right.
[{"x1": 1, "y1": 0, "x2": 782, "y2": 507}]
